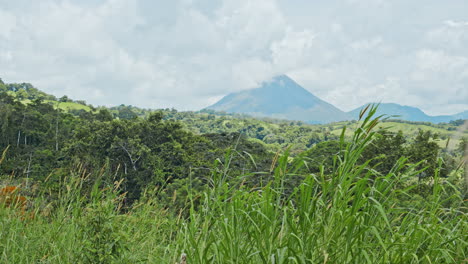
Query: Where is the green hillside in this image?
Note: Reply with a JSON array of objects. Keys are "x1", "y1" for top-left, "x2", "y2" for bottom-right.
[
  {"x1": 3, "y1": 81, "x2": 465, "y2": 152},
  {"x1": 2, "y1": 81, "x2": 93, "y2": 113},
  {"x1": 328, "y1": 120, "x2": 467, "y2": 148},
  {"x1": 1, "y1": 81, "x2": 467, "y2": 263},
  {"x1": 158, "y1": 109, "x2": 467, "y2": 152},
  {"x1": 46, "y1": 100, "x2": 92, "y2": 112}
]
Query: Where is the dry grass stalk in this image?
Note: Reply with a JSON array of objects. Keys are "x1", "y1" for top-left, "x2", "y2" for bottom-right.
[{"x1": 178, "y1": 253, "x2": 187, "y2": 264}]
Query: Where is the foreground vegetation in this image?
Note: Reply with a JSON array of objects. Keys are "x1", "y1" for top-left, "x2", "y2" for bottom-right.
[
  {"x1": 1, "y1": 80, "x2": 467, "y2": 263},
  {"x1": 1, "y1": 105, "x2": 467, "y2": 263}
]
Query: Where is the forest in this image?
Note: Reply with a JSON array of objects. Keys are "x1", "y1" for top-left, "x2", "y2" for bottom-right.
[{"x1": 0, "y1": 80, "x2": 467, "y2": 263}]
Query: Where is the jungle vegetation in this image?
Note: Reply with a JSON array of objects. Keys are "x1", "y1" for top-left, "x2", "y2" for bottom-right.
[{"x1": 0, "y1": 80, "x2": 467, "y2": 263}]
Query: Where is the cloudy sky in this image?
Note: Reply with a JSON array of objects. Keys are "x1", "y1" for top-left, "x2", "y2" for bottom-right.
[{"x1": 1, "y1": 0, "x2": 467, "y2": 115}]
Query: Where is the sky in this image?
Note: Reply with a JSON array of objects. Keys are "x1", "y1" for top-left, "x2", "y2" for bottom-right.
[{"x1": 0, "y1": 0, "x2": 467, "y2": 115}]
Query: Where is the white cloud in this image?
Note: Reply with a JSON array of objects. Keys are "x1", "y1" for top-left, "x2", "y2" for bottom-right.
[
  {"x1": 427, "y1": 20, "x2": 468, "y2": 52},
  {"x1": 444, "y1": 20, "x2": 468, "y2": 28},
  {"x1": 345, "y1": 0, "x2": 388, "y2": 8},
  {"x1": 415, "y1": 49, "x2": 468, "y2": 73},
  {"x1": 271, "y1": 30, "x2": 315, "y2": 69},
  {"x1": 0, "y1": 9, "x2": 17, "y2": 40},
  {"x1": 0, "y1": 0, "x2": 467, "y2": 115},
  {"x1": 350, "y1": 36, "x2": 383, "y2": 51}
]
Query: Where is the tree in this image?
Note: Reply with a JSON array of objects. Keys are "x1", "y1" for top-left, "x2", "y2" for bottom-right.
[
  {"x1": 96, "y1": 109, "x2": 113, "y2": 122},
  {"x1": 360, "y1": 130, "x2": 406, "y2": 174},
  {"x1": 59, "y1": 95, "x2": 71, "y2": 102},
  {"x1": 0, "y1": 79, "x2": 6, "y2": 92},
  {"x1": 406, "y1": 130, "x2": 440, "y2": 178},
  {"x1": 116, "y1": 106, "x2": 138, "y2": 120},
  {"x1": 302, "y1": 140, "x2": 342, "y2": 174},
  {"x1": 16, "y1": 89, "x2": 29, "y2": 100}
]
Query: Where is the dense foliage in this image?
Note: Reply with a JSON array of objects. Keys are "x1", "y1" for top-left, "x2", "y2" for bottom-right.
[
  {"x1": 0, "y1": 82, "x2": 467, "y2": 263},
  {"x1": 1, "y1": 94, "x2": 274, "y2": 203}
]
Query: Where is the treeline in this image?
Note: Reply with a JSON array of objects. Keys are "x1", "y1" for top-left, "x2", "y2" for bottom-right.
[
  {"x1": 386, "y1": 118, "x2": 467, "y2": 130},
  {"x1": 0, "y1": 91, "x2": 273, "y2": 206},
  {"x1": 303, "y1": 130, "x2": 465, "y2": 178},
  {"x1": 0, "y1": 81, "x2": 466, "y2": 209}
]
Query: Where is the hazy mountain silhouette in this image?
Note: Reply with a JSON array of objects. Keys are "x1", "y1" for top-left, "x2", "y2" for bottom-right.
[
  {"x1": 206, "y1": 75, "x2": 350, "y2": 124},
  {"x1": 349, "y1": 103, "x2": 468, "y2": 123},
  {"x1": 206, "y1": 75, "x2": 467, "y2": 124}
]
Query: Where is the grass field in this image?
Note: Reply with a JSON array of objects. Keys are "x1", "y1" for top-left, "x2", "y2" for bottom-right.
[
  {"x1": 48, "y1": 101, "x2": 93, "y2": 112},
  {"x1": 7, "y1": 90, "x2": 93, "y2": 113},
  {"x1": 330, "y1": 121, "x2": 467, "y2": 148}
]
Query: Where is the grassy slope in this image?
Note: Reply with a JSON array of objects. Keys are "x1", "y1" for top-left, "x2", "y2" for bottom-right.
[
  {"x1": 47, "y1": 101, "x2": 92, "y2": 112},
  {"x1": 8, "y1": 90, "x2": 92, "y2": 112},
  {"x1": 329, "y1": 121, "x2": 467, "y2": 148},
  {"x1": 169, "y1": 110, "x2": 466, "y2": 151}
]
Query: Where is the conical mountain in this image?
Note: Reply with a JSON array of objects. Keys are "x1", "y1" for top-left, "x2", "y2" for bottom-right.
[{"x1": 206, "y1": 75, "x2": 350, "y2": 124}]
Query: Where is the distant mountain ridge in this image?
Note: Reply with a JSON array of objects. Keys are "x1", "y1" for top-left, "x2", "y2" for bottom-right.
[
  {"x1": 206, "y1": 75, "x2": 467, "y2": 124},
  {"x1": 349, "y1": 103, "x2": 468, "y2": 123},
  {"x1": 4, "y1": 77, "x2": 465, "y2": 124},
  {"x1": 206, "y1": 75, "x2": 351, "y2": 124}
]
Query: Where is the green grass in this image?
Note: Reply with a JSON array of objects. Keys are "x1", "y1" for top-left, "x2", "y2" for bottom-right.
[
  {"x1": 1, "y1": 106, "x2": 467, "y2": 263},
  {"x1": 330, "y1": 121, "x2": 467, "y2": 148},
  {"x1": 48, "y1": 101, "x2": 92, "y2": 112},
  {"x1": 8, "y1": 90, "x2": 92, "y2": 113}
]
